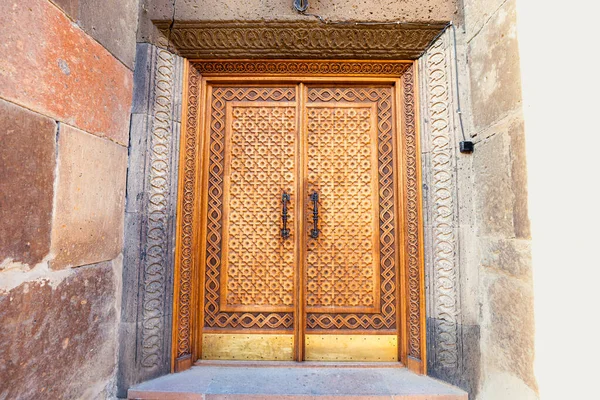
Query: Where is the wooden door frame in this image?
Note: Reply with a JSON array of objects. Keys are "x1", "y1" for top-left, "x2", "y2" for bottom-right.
[{"x1": 171, "y1": 60, "x2": 426, "y2": 374}]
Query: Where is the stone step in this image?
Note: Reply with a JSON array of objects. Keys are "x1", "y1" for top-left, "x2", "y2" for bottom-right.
[{"x1": 128, "y1": 364, "x2": 467, "y2": 400}]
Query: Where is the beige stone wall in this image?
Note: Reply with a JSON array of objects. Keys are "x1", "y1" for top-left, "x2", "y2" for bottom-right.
[
  {"x1": 0, "y1": 0, "x2": 139, "y2": 397},
  {"x1": 455, "y1": 0, "x2": 537, "y2": 398}
]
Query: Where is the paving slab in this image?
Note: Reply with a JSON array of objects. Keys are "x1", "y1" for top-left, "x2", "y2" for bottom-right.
[{"x1": 128, "y1": 365, "x2": 467, "y2": 399}]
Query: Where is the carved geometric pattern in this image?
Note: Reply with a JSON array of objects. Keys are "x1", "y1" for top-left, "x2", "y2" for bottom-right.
[
  {"x1": 306, "y1": 88, "x2": 397, "y2": 331},
  {"x1": 176, "y1": 64, "x2": 200, "y2": 358},
  {"x1": 423, "y1": 33, "x2": 460, "y2": 370},
  {"x1": 223, "y1": 105, "x2": 296, "y2": 310},
  {"x1": 195, "y1": 60, "x2": 412, "y2": 76},
  {"x1": 402, "y1": 65, "x2": 423, "y2": 359},
  {"x1": 306, "y1": 105, "x2": 378, "y2": 311},
  {"x1": 156, "y1": 21, "x2": 447, "y2": 60},
  {"x1": 205, "y1": 87, "x2": 296, "y2": 330}
]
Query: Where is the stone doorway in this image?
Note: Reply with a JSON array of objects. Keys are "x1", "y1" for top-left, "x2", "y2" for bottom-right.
[{"x1": 118, "y1": 20, "x2": 448, "y2": 395}]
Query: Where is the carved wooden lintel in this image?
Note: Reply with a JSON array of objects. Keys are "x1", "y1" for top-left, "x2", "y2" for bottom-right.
[{"x1": 154, "y1": 21, "x2": 447, "y2": 60}]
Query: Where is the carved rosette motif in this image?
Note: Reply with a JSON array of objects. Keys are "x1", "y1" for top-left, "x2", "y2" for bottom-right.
[
  {"x1": 176, "y1": 65, "x2": 200, "y2": 359},
  {"x1": 423, "y1": 33, "x2": 460, "y2": 371},
  {"x1": 204, "y1": 87, "x2": 296, "y2": 330},
  {"x1": 141, "y1": 47, "x2": 175, "y2": 369},
  {"x1": 402, "y1": 65, "x2": 423, "y2": 359},
  {"x1": 156, "y1": 21, "x2": 447, "y2": 60},
  {"x1": 306, "y1": 88, "x2": 397, "y2": 331}
]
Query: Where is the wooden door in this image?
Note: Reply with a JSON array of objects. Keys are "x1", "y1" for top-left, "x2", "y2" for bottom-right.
[
  {"x1": 199, "y1": 83, "x2": 399, "y2": 362},
  {"x1": 302, "y1": 87, "x2": 398, "y2": 361}
]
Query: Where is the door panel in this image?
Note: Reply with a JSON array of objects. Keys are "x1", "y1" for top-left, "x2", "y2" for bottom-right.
[
  {"x1": 305, "y1": 102, "x2": 380, "y2": 314},
  {"x1": 221, "y1": 102, "x2": 297, "y2": 313},
  {"x1": 202, "y1": 87, "x2": 297, "y2": 331}
]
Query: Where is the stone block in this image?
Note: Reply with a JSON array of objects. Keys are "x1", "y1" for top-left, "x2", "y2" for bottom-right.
[
  {"x1": 0, "y1": 261, "x2": 118, "y2": 399},
  {"x1": 482, "y1": 274, "x2": 537, "y2": 393},
  {"x1": 50, "y1": 125, "x2": 127, "y2": 269},
  {"x1": 463, "y1": 0, "x2": 506, "y2": 41},
  {"x1": 467, "y1": 0, "x2": 522, "y2": 132},
  {"x1": 173, "y1": 0, "x2": 457, "y2": 22},
  {"x1": 472, "y1": 132, "x2": 515, "y2": 237},
  {"x1": 77, "y1": 0, "x2": 139, "y2": 69},
  {"x1": 138, "y1": 0, "x2": 459, "y2": 43},
  {"x1": 0, "y1": 0, "x2": 133, "y2": 145},
  {"x1": 480, "y1": 238, "x2": 532, "y2": 279},
  {"x1": 508, "y1": 118, "x2": 530, "y2": 239},
  {"x1": 50, "y1": 0, "x2": 79, "y2": 20},
  {"x1": 0, "y1": 99, "x2": 56, "y2": 266}
]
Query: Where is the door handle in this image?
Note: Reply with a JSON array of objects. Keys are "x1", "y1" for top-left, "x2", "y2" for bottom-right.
[
  {"x1": 310, "y1": 191, "x2": 319, "y2": 239},
  {"x1": 281, "y1": 191, "x2": 291, "y2": 240}
]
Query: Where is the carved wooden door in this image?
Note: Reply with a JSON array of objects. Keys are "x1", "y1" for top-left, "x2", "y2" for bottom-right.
[{"x1": 200, "y1": 84, "x2": 399, "y2": 362}]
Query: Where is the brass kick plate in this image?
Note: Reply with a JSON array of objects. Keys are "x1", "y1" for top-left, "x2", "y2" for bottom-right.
[
  {"x1": 305, "y1": 334, "x2": 398, "y2": 361},
  {"x1": 202, "y1": 333, "x2": 294, "y2": 361}
]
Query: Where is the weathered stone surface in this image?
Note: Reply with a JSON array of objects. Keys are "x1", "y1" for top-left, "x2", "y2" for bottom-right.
[
  {"x1": 78, "y1": 0, "x2": 139, "y2": 69},
  {"x1": 50, "y1": 125, "x2": 127, "y2": 269},
  {"x1": 50, "y1": 0, "x2": 79, "y2": 20},
  {"x1": 146, "y1": 0, "x2": 457, "y2": 22},
  {"x1": 138, "y1": 0, "x2": 458, "y2": 45},
  {"x1": 472, "y1": 131, "x2": 515, "y2": 237},
  {"x1": 0, "y1": 99, "x2": 56, "y2": 266},
  {"x1": 0, "y1": 0, "x2": 133, "y2": 145},
  {"x1": 463, "y1": 0, "x2": 506, "y2": 41},
  {"x1": 480, "y1": 238, "x2": 531, "y2": 279},
  {"x1": 0, "y1": 261, "x2": 118, "y2": 399},
  {"x1": 508, "y1": 118, "x2": 530, "y2": 239},
  {"x1": 467, "y1": 0, "x2": 522, "y2": 132},
  {"x1": 482, "y1": 275, "x2": 537, "y2": 393}
]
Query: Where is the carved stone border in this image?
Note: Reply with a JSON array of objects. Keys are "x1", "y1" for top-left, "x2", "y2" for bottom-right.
[
  {"x1": 172, "y1": 60, "x2": 426, "y2": 373},
  {"x1": 155, "y1": 21, "x2": 447, "y2": 60},
  {"x1": 418, "y1": 31, "x2": 462, "y2": 382},
  {"x1": 117, "y1": 43, "x2": 184, "y2": 397}
]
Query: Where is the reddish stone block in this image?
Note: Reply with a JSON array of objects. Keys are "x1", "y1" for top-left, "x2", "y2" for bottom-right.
[
  {"x1": 0, "y1": 262, "x2": 118, "y2": 399},
  {"x1": 50, "y1": 124, "x2": 127, "y2": 269},
  {"x1": 0, "y1": 99, "x2": 56, "y2": 266},
  {"x1": 0, "y1": 0, "x2": 133, "y2": 145}
]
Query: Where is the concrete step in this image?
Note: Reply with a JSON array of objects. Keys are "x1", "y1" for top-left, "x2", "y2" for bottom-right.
[{"x1": 128, "y1": 363, "x2": 467, "y2": 400}]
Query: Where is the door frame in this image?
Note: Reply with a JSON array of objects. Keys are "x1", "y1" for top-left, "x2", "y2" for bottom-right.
[{"x1": 171, "y1": 59, "x2": 426, "y2": 374}]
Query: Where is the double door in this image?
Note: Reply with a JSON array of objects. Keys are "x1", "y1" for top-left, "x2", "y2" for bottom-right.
[{"x1": 199, "y1": 82, "x2": 400, "y2": 362}]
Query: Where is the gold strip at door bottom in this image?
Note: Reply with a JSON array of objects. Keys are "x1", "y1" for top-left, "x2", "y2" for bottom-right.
[
  {"x1": 202, "y1": 333, "x2": 294, "y2": 361},
  {"x1": 305, "y1": 334, "x2": 398, "y2": 362}
]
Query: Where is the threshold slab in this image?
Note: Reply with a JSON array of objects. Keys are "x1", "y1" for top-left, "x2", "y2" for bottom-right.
[{"x1": 128, "y1": 364, "x2": 467, "y2": 400}]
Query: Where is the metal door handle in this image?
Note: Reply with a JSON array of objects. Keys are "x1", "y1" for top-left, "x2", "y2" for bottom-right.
[
  {"x1": 281, "y1": 191, "x2": 291, "y2": 240},
  {"x1": 310, "y1": 191, "x2": 319, "y2": 239}
]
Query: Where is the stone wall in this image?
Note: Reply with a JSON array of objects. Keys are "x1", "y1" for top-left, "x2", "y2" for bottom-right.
[
  {"x1": 0, "y1": 0, "x2": 139, "y2": 398},
  {"x1": 462, "y1": 0, "x2": 536, "y2": 397},
  {"x1": 419, "y1": 0, "x2": 538, "y2": 398}
]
